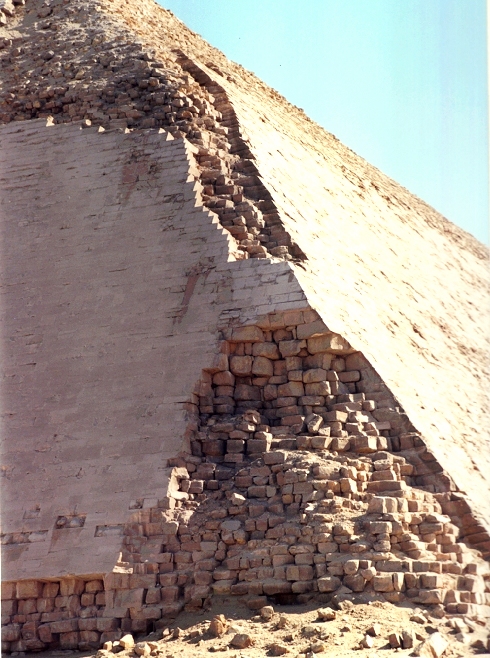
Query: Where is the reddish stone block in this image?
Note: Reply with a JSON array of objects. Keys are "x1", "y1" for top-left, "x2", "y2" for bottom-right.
[
  {"x1": 59, "y1": 631, "x2": 79, "y2": 649},
  {"x1": 16, "y1": 581, "x2": 43, "y2": 599}
]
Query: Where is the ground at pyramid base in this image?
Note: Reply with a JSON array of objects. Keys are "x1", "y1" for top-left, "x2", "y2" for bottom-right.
[{"x1": 1, "y1": 0, "x2": 489, "y2": 654}]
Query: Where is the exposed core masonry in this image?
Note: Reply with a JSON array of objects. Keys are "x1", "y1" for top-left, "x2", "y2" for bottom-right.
[{"x1": 1, "y1": 0, "x2": 490, "y2": 653}]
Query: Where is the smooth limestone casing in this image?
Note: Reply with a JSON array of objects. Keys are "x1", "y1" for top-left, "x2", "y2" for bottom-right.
[{"x1": 0, "y1": 120, "x2": 307, "y2": 581}]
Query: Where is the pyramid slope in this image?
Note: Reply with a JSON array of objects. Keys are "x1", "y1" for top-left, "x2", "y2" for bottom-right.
[
  {"x1": 0, "y1": 0, "x2": 488, "y2": 539},
  {"x1": 82, "y1": 0, "x2": 490, "y2": 524},
  {"x1": 1, "y1": 0, "x2": 490, "y2": 649}
]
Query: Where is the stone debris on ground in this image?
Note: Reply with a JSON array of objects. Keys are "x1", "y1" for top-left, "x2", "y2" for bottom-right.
[{"x1": 20, "y1": 598, "x2": 490, "y2": 658}]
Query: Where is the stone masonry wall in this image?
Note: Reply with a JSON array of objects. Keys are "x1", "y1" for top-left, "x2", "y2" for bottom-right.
[
  {"x1": 0, "y1": 120, "x2": 310, "y2": 584},
  {"x1": 2, "y1": 313, "x2": 489, "y2": 653}
]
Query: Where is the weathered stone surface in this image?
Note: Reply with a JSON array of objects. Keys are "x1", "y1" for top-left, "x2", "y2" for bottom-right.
[{"x1": 0, "y1": 0, "x2": 489, "y2": 645}]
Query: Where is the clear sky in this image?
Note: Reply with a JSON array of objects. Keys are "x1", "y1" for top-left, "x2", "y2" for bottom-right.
[{"x1": 160, "y1": 0, "x2": 489, "y2": 245}]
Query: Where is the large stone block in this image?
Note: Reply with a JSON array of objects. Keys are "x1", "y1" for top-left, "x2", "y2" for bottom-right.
[{"x1": 307, "y1": 334, "x2": 352, "y2": 355}]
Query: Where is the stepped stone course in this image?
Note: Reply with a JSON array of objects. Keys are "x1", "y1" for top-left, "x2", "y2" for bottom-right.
[{"x1": 1, "y1": 0, "x2": 489, "y2": 652}]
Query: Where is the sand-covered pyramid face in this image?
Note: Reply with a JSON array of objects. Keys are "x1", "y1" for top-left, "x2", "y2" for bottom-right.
[{"x1": 1, "y1": 0, "x2": 490, "y2": 652}]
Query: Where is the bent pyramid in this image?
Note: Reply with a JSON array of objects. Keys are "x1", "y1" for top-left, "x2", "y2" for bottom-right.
[{"x1": 1, "y1": 0, "x2": 489, "y2": 651}]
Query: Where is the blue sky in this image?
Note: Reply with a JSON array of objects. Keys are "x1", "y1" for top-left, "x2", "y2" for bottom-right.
[{"x1": 160, "y1": 0, "x2": 489, "y2": 244}]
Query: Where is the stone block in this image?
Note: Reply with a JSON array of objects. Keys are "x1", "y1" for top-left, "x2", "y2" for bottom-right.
[
  {"x1": 317, "y1": 576, "x2": 341, "y2": 592},
  {"x1": 305, "y1": 381, "x2": 331, "y2": 395},
  {"x1": 247, "y1": 438, "x2": 269, "y2": 454},
  {"x1": 253, "y1": 342, "x2": 280, "y2": 359},
  {"x1": 264, "y1": 451, "x2": 286, "y2": 465},
  {"x1": 50, "y1": 619, "x2": 79, "y2": 634},
  {"x1": 343, "y1": 574, "x2": 365, "y2": 592},
  {"x1": 311, "y1": 435, "x2": 331, "y2": 449},
  {"x1": 84, "y1": 580, "x2": 104, "y2": 593},
  {"x1": 339, "y1": 370, "x2": 360, "y2": 382},
  {"x1": 373, "y1": 575, "x2": 394, "y2": 592},
  {"x1": 213, "y1": 371, "x2": 235, "y2": 388},
  {"x1": 367, "y1": 496, "x2": 398, "y2": 513},
  {"x1": 262, "y1": 579, "x2": 292, "y2": 595},
  {"x1": 230, "y1": 355, "x2": 253, "y2": 376},
  {"x1": 114, "y1": 588, "x2": 144, "y2": 608},
  {"x1": 16, "y1": 581, "x2": 43, "y2": 599},
  {"x1": 234, "y1": 384, "x2": 261, "y2": 401},
  {"x1": 231, "y1": 326, "x2": 264, "y2": 342},
  {"x1": 1, "y1": 624, "x2": 21, "y2": 642},
  {"x1": 317, "y1": 542, "x2": 338, "y2": 554},
  {"x1": 296, "y1": 320, "x2": 329, "y2": 339},
  {"x1": 350, "y1": 436, "x2": 378, "y2": 453},
  {"x1": 277, "y1": 381, "x2": 304, "y2": 397},
  {"x1": 252, "y1": 356, "x2": 273, "y2": 376},
  {"x1": 278, "y1": 340, "x2": 304, "y2": 357},
  {"x1": 1, "y1": 583, "x2": 15, "y2": 600},
  {"x1": 307, "y1": 333, "x2": 352, "y2": 354},
  {"x1": 303, "y1": 368, "x2": 327, "y2": 383},
  {"x1": 60, "y1": 631, "x2": 79, "y2": 649}
]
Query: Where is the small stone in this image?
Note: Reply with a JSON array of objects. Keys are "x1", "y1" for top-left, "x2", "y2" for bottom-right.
[
  {"x1": 277, "y1": 616, "x2": 288, "y2": 629},
  {"x1": 410, "y1": 613, "x2": 428, "y2": 624},
  {"x1": 172, "y1": 628, "x2": 182, "y2": 639},
  {"x1": 414, "y1": 632, "x2": 448, "y2": 657},
  {"x1": 134, "y1": 642, "x2": 151, "y2": 656},
  {"x1": 119, "y1": 634, "x2": 135, "y2": 649},
  {"x1": 230, "y1": 633, "x2": 253, "y2": 649},
  {"x1": 402, "y1": 630, "x2": 415, "y2": 649},
  {"x1": 102, "y1": 642, "x2": 112, "y2": 651},
  {"x1": 260, "y1": 605, "x2": 274, "y2": 621},
  {"x1": 317, "y1": 608, "x2": 336, "y2": 621},
  {"x1": 310, "y1": 641, "x2": 326, "y2": 653},
  {"x1": 360, "y1": 634, "x2": 374, "y2": 649},
  {"x1": 302, "y1": 625, "x2": 319, "y2": 638},
  {"x1": 366, "y1": 623, "x2": 381, "y2": 637},
  {"x1": 209, "y1": 616, "x2": 228, "y2": 637},
  {"x1": 388, "y1": 632, "x2": 402, "y2": 648},
  {"x1": 269, "y1": 643, "x2": 289, "y2": 656}
]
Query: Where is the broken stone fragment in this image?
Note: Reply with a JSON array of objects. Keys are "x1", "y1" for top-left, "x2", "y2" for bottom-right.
[
  {"x1": 119, "y1": 634, "x2": 135, "y2": 649},
  {"x1": 260, "y1": 605, "x2": 274, "y2": 621},
  {"x1": 360, "y1": 634, "x2": 374, "y2": 649},
  {"x1": 230, "y1": 633, "x2": 253, "y2": 649},
  {"x1": 269, "y1": 642, "x2": 289, "y2": 655},
  {"x1": 366, "y1": 623, "x2": 381, "y2": 637},
  {"x1": 134, "y1": 642, "x2": 151, "y2": 656},
  {"x1": 388, "y1": 632, "x2": 402, "y2": 648},
  {"x1": 310, "y1": 640, "x2": 327, "y2": 653},
  {"x1": 208, "y1": 615, "x2": 228, "y2": 637},
  {"x1": 229, "y1": 492, "x2": 246, "y2": 506},
  {"x1": 306, "y1": 413, "x2": 323, "y2": 433},
  {"x1": 413, "y1": 632, "x2": 448, "y2": 657},
  {"x1": 402, "y1": 630, "x2": 416, "y2": 649},
  {"x1": 317, "y1": 607, "x2": 336, "y2": 621}
]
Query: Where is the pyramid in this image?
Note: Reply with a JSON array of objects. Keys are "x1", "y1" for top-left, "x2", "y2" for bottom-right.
[{"x1": 1, "y1": 0, "x2": 489, "y2": 651}]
